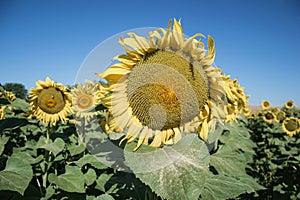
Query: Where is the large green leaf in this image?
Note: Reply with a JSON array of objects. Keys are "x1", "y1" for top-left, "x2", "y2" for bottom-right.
[
  {"x1": 210, "y1": 145, "x2": 246, "y2": 175},
  {"x1": 36, "y1": 136, "x2": 65, "y2": 156},
  {"x1": 0, "y1": 152, "x2": 33, "y2": 195},
  {"x1": 124, "y1": 134, "x2": 210, "y2": 200},
  {"x1": 48, "y1": 165, "x2": 85, "y2": 193},
  {"x1": 200, "y1": 174, "x2": 264, "y2": 200},
  {"x1": 220, "y1": 122, "x2": 255, "y2": 154}
]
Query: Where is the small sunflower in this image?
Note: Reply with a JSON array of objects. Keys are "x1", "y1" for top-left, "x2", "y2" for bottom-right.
[
  {"x1": 261, "y1": 100, "x2": 270, "y2": 110},
  {"x1": 285, "y1": 100, "x2": 295, "y2": 109},
  {"x1": 282, "y1": 117, "x2": 299, "y2": 136},
  {"x1": 0, "y1": 88, "x2": 16, "y2": 101},
  {"x1": 270, "y1": 107, "x2": 281, "y2": 115},
  {"x1": 29, "y1": 77, "x2": 72, "y2": 125},
  {"x1": 99, "y1": 19, "x2": 226, "y2": 150},
  {"x1": 263, "y1": 111, "x2": 277, "y2": 123},
  {"x1": 72, "y1": 81, "x2": 105, "y2": 123},
  {"x1": 276, "y1": 110, "x2": 286, "y2": 122},
  {"x1": 242, "y1": 107, "x2": 251, "y2": 117}
]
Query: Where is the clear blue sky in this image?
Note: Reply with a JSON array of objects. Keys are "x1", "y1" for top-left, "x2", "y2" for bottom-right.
[{"x1": 1, "y1": 0, "x2": 299, "y2": 106}]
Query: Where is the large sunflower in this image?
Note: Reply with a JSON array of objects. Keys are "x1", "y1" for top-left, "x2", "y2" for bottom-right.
[
  {"x1": 72, "y1": 81, "x2": 105, "y2": 123},
  {"x1": 99, "y1": 19, "x2": 226, "y2": 150},
  {"x1": 29, "y1": 77, "x2": 72, "y2": 125},
  {"x1": 282, "y1": 117, "x2": 299, "y2": 136}
]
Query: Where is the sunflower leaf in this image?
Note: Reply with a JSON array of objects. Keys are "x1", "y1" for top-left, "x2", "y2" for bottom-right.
[
  {"x1": 124, "y1": 134, "x2": 210, "y2": 200},
  {"x1": 48, "y1": 165, "x2": 85, "y2": 193},
  {"x1": 210, "y1": 145, "x2": 247, "y2": 175},
  {"x1": 36, "y1": 136, "x2": 65, "y2": 156},
  {"x1": 84, "y1": 168, "x2": 97, "y2": 186},
  {"x1": 94, "y1": 194, "x2": 115, "y2": 200},
  {"x1": 10, "y1": 98, "x2": 29, "y2": 112},
  {"x1": 0, "y1": 152, "x2": 33, "y2": 195},
  {"x1": 75, "y1": 153, "x2": 108, "y2": 169},
  {"x1": 200, "y1": 174, "x2": 265, "y2": 200}
]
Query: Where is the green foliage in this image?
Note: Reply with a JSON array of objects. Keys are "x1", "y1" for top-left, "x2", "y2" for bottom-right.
[
  {"x1": 0, "y1": 94, "x2": 265, "y2": 199},
  {"x1": 3, "y1": 83, "x2": 28, "y2": 99},
  {"x1": 246, "y1": 107, "x2": 300, "y2": 199},
  {"x1": 124, "y1": 121, "x2": 264, "y2": 200}
]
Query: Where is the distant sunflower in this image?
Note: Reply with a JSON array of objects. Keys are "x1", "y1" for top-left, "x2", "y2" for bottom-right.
[
  {"x1": 261, "y1": 100, "x2": 270, "y2": 110},
  {"x1": 276, "y1": 110, "x2": 286, "y2": 122},
  {"x1": 285, "y1": 100, "x2": 295, "y2": 109},
  {"x1": 271, "y1": 107, "x2": 280, "y2": 114},
  {"x1": 282, "y1": 117, "x2": 299, "y2": 136},
  {"x1": 99, "y1": 19, "x2": 226, "y2": 150},
  {"x1": 243, "y1": 107, "x2": 251, "y2": 117},
  {"x1": 263, "y1": 111, "x2": 277, "y2": 123},
  {"x1": 72, "y1": 81, "x2": 104, "y2": 123},
  {"x1": 0, "y1": 89, "x2": 16, "y2": 101},
  {"x1": 29, "y1": 77, "x2": 72, "y2": 125}
]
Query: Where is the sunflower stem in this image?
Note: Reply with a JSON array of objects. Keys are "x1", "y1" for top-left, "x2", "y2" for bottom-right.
[{"x1": 42, "y1": 124, "x2": 53, "y2": 190}]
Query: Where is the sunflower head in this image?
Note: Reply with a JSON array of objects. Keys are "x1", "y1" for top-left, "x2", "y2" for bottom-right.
[
  {"x1": 0, "y1": 87, "x2": 16, "y2": 102},
  {"x1": 99, "y1": 19, "x2": 227, "y2": 150},
  {"x1": 276, "y1": 110, "x2": 286, "y2": 122},
  {"x1": 282, "y1": 117, "x2": 299, "y2": 136},
  {"x1": 261, "y1": 100, "x2": 270, "y2": 110},
  {"x1": 263, "y1": 111, "x2": 277, "y2": 123},
  {"x1": 285, "y1": 100, "x2": 295, "y2": 109},
  {"x1": 72, "y1": 81, "x2": 105, "y2": 123},
  {"x1": 271, "y1": 107, "x2": 280, "y2": 114},
  {"x1": 29, "y1": 77, "x2": 72, "y2": 125}
]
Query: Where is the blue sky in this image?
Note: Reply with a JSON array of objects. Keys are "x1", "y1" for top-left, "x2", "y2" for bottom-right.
[{"x1": 0, "y1": 0, "x2": 299, "y2": 106}]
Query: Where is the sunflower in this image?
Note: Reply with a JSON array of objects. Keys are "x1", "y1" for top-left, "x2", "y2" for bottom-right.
[
  {"x1": 222, "y1": 76, "x2": 249, "y2": 122},
  {"x1": 282, "y1": 117, "x2": 299, "y2": 136},
  {"x1": 99, "y1": 19, "x2": 226, "y2": 150},
  {"x1": 263, "y1": 111, "x2": 277, "y2": 123},
  {"x1": 261, "y1": 100, "x2": 270, "y2": 110},
  {"x1": 0, "y1": 88, "x2": 16, "y2": 101},
  {"x1": 29, "y1": 77, "x2": 72, "y2": 125},
  {"x1": 276, "y1": 110, "x2": 286, "y2": 122},
  {"x1": 271, "y1": 107, "x2": 280, "y2": 114},
  {"x1": 242, "y1": 107, "x2": 251, "y2": 117},
  {"x1": 72, "y1": 81, "x2": 105, "y2": 123},
  {"x1": 285, "y1": 100, "x2": 295, "y2": 109}
]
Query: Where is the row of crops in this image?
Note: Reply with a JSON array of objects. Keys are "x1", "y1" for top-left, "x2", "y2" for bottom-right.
[{"x1": 0, "y1": 81, "x2": 299, "y2": 200}]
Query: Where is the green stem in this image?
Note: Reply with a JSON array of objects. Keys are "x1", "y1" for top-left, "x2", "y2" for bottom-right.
[{"x1": 42, "y1": 124, "x2": 52, "y2": 189}]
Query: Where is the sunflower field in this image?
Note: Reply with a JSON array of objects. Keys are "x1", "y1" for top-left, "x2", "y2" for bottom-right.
[{"x1": 0, "y1": 19, "x2": 299, "y2": 200}]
